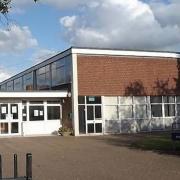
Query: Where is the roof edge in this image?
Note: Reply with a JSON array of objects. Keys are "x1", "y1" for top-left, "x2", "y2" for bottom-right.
[{"x1": 71, "y1": 47, "x2": 180, "y2": 58}]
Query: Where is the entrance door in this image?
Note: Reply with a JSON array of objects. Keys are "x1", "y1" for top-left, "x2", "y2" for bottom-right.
[
  {"x1": 86, "y1": 105, "x2": 102, "y2": 134},
  {"x1": 0, "y1": 102, "x2": 21, "y2": 135}
]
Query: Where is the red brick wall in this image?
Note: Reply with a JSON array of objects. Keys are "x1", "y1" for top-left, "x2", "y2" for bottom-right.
[{"x1": 77, "y1": 55, "x2": 180, "y2": 96}]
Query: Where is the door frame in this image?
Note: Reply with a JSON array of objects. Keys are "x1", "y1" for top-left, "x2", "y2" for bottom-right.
[
  {"x1": 0, "y1": 100, "x2": 22, "y2": 136},
  {"x1": 85, "y1": 104, "x2": 103, "y2": 135}
]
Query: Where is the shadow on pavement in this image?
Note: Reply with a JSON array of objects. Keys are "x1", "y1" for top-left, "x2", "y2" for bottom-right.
[{"x1": 95, "y1": 132, "x2": 180, "y2": 157}]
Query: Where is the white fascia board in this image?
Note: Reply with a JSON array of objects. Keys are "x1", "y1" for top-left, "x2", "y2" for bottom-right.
[
  {"x1": 0, "y1": 91, "x2": 68, "y2": 98},
  {"x1": 71, "y1": 48, "x2": 180, "y2": 59}
]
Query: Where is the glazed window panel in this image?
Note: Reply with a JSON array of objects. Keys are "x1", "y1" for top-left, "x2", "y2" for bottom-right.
[
  {"x1": 163, "y1": 96, "x2": 175, "y2": 103},
  {"x1": 7, "y1": 81, "x2": 13, "y2": 91},
  {"x1": 135, "y1": 105, "x2": 147, "y2": 119},
  {"x1": 14, "y1": 77, "x2": 23, "y2": 91},
  {"x1": 176, "y1": 96, "x2": 180, "y2": 103},
  {"x1": 104, "y1": 97, "x2": 118, "y2": 105},
  {"x1": 29, "y1": 106, "x2": 44, "y2": 121},
  {"x1": 95, "y1": 106, "x2": 102, "y2": 120},
  {"x1": 56, "y1": 67, "x2": 65, "y2": 84},
  {"x1": 23, "y1": 72, "x2": 33, "y2": 90},
  {"x1": 52, "y1": 64, "x2": 65, "y2": 86},
  {"x1": 150, "y1": 96, "x2": 162, "y2": 103},
  {"x1": 47, "y1": 106, "x2": 60, "y2": 120},
  {"x1": 151, "y1": 104, "x2": 162, "y2": 117},
  {"x1": 177, "y1": 105, "x2": 180, "y2": 116},
  {"x1": 104, "y1": 106, "x2": 118, "y2": 120},
  {"x1": 134, "y1": 96, "x2": 146, "y2": 104},
  {"x1": 0, "y1": 83, "x2": 7, "y2": 91},
  {"x1": 0, "y1": 104, "x2": 8, "y2": 120},
  {"x1": 120, "y1": 97, "x2": 132, "y2": 104},
  {"x1": 164, "y1": 104, "x2": 175, "y2": 117},
  {"x1": 36, "y1": 65, "x2": 50, "y2": 90},
  {"x1": 78, "y1": 96, "x2": 85, "y2": 104},
  {"x1": 120, "y1": 105, "x2": 133, "y2": 119},
  {"x1": 65, "y1": 57, "x2": 72, "y2": 83},
  {"x1": 87, "y1": 106, "x2": 94, "y2": 120}
]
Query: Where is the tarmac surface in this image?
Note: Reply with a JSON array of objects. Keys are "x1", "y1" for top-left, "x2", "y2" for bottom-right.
[{"x1": 0, "y1": 135, "x2": 180, "y2": 180}]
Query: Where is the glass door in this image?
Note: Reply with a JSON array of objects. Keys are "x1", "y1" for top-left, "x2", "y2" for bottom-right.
[
  {"x1": 0, "y1": 103, "x2": 9, "y2": 135},
  {"x1": 10, "y1": 103, "x2": 20, "y2": 134},
  {"x1": 86, "y1": 105, "x2": 102, "y2": 134},
  {"x1": 0, "y1": 102, "x2": 21, "y2": 135}
]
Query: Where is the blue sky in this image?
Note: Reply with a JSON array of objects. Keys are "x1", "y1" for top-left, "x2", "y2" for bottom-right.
[{"x1": 0, "y1": 0, "x2": 180, "y2": 81}]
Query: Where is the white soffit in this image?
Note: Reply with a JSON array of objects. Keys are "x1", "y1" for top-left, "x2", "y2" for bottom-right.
[
  {"x1": 0, "y1": 91, "x2": 68, "y2": 98},
  {"x1": 71, "y1": 48, "x2": 180, "y2": 59}
]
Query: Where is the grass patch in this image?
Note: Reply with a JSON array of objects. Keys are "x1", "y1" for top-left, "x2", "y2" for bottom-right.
[{"x1": 131, "y1": 133, "x2": 180, "y2": 152}]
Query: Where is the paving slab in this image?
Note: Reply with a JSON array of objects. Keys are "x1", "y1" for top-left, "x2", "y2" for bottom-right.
[{"x1": 0, "y1": 135, "x2": 179, "y2": 180}]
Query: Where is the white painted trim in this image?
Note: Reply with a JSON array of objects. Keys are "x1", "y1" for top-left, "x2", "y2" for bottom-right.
[
  {"x1": 0, "y1": 91, "x2": 68, "y2": 98},
  {"x1": 72, "y1": 48, "x2": 180, "y2": 59},
  {"x1": 71, "y1": 53, "x2": 79, "y2": 136}
]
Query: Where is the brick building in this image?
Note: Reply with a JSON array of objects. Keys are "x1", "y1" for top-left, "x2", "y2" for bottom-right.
[{"x1": 0, "y1": 47, "x2": 180, "y2": 136}]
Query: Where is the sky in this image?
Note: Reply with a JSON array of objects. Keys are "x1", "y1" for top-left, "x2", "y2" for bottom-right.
[{"x1": 0, "y1": 0, "x2": 180, "y2": 81}]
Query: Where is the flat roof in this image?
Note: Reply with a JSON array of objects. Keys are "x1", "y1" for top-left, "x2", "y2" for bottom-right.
[
  {"x1": 1, "y1": 47, "x2": 180, "y2": 85},
  {"x1": 72, "y1": 47, "x2": 180, "y2": 58}
]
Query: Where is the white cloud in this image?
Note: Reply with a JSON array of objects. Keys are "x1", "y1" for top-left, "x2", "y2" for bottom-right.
[
  {"x1": 0, "y1": 25, "x2": 38, "y2": 53},
  {"x1": 10, "y1": 0, "x2": 180, "y2": 51},
  {"x1": 31, "y1": 48, "x2": 56, "y2": 64},
  {"x1": 0, "y1": 67, "x2": 12, "y2": 82},
  {"x1": 60, "y1": 16, "x2": 77, "y2": 28},
  {"x1": 149, "y1": 0, "x2": 180, "y2": 27},
  {"x1": 57, "y1": 0, "x2": 180, "y2": 51}
]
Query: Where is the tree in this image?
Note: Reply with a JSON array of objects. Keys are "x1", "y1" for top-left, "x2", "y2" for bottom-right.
[{"x1": 0, "y1": 0, "x2": 38, "y2": 14}]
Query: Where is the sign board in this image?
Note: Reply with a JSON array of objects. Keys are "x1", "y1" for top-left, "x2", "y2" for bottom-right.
[
  {"x1": 88, "y1": 96, "x2": 95, "y2": 102},
  {"x1": 34, "y1": 110, "x2": 39, "y2": 117},
  {"x1": 12, "y1": 106, "x2": 17, "y2": 113},
  {"x1": 2, "y1": 106, "x2": 6, "y2": 114}
]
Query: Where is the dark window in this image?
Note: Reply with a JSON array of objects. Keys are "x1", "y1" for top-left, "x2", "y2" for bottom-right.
[
  {"x1": 23, "y1": 72, "x2": 33, "y2": 90},
  {"x1": 95, "y1": 123, "x2": 102, "y2": 133},
  {"x1": 29, "y1": 106, "x2": 44, "y2": 121},
  {"x1": 47, "y1": 106, "x2": 60, "y2": 120},
  {"x1": 150, "y1": 96, "x2": 162, "y2": 103},
  {"x1": 0, "y1": 83, "x2": 7, "y2": 91},
  {"x1": 151, "y1": 105, "x2": 162, "y2": 117},
  {"x1": 163, "y1": 96, "x2": 175, "y2": 103},
  {"x1": 22, "y1": 105, "x2": 27, "y2": 121},
  {"x1": 0, "y1": 104, "x2": 8, "y2": 120},
  {"x1": 36, "y1": 65, "x2": 51, "y2": 90},
  {"x1": 86, "y1": 96, "x2": 101, "y2": 104},
  {"x1": 11, "y1": 122, "x2": 18, "y2": 133},
  {"x1": 95, "y1": 106, "x2": 102, "y2": 119},
  {"x1": 11, "y1": 104, "x2": 18, "y2": 119},
  {"x1": 14, "y1": 77, "x2": 23, "y2": 91},
  {"x1": 164, "y1": 104, "x2": 175, "y2": 117},
  {"x1": 87, "y1": 106, "x2": 93, "y2": 120},
  {"x1": 176, "y1": 96, "x2": 180, "y2": 103},
  {"x1": 177, "y1": 105, "x2": 180, "y2": 116},
  {"x1": 78, "y1": 96, "x2": 85, "y2": 104},
  {"x1": 7, "y1": 81, "x2": 13, "y2": 91},
  {"x1": 88, "y1": 124, "x2": 94, "y2": 133},
  {"x1": 52, "y1": 59, "x2": 65, "y2": 86},
  {"x1": 79, "y1": 105, "x2": 86, "y2": 134},
  {"x1": 65, "y1": 57, "x2": 72, "y2": 83}
]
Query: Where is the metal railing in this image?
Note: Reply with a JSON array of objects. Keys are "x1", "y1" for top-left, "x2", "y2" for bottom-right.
[{"x1": 0, "y1": 153, "x2": 32, "y2": 180}]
